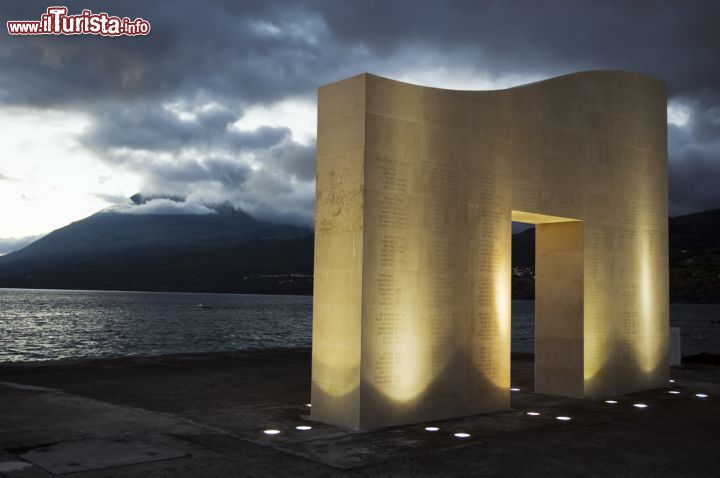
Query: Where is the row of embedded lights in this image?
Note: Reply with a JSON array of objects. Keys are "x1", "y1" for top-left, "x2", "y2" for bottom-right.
[
  {"x1": 422, "y1": 386, "x2": 566, "y2": 437},
  {"x1": 263, "y1": 382, "x2": 710, "y2": 437},
  {"x1": 667, "y1": 378, "x2": 710, "y2": 398},
  {"x1": 509, "y1": 387, "x2": 571, "y2": 421},
  {"x1": 263, "y1": 396, "x2": 570, "y2": 437},
  {"x1": 264, "y1": 403, "x2": 314, "y2": 435},
  {"x1": 513, "y1": 380, "x2": 710, "y2": 415}
]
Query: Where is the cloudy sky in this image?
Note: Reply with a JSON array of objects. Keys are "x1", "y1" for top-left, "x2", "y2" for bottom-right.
[{"x1": 0, "y1": 0, "x2": 719, "y2": 251}]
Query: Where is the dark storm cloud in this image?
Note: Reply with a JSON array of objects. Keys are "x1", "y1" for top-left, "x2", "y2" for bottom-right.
[
  {"x1": 668, "y1": 116, "x2": 720, "y2": 216},
  {"x1": 134, "y1": 156, "x2": 254, "y2": 194},
  {"x1": 669, "y1": 145, "x2": 720, "y2": 216},
  {"x1": 0, "y1": 0, "x2": 341, "y2": 107},
  {"x1": 316, "y1": 0, "x2": 720, "y2": 93},
  {"x1": 3, "y1": 0, "x2": 719, "y2": 106},
  {"x1": 1, "y1": 0, "x2": 719, "y2": 219},
  {"x1": 255, "y1": 139, "x2": 316, "y2": 182},
  {"x1": 82, "y1": 102, "x2": 288, "y2": 154}
]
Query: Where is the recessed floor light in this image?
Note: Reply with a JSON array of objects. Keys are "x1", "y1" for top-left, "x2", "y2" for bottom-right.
[
  {"x1": 454, "y1": 432, "x2": 471, "y2": 438},
  {"x1": 633, "y1": 403, "x2": 648, "y2": 408},
  {"x1": 296, "y1": 425, "x2": 312, "y2": 431},
  {"x1": 526, "y1": 412, "x2": 540, "y2": 416},
  {"x1": 556, "y1": 416, "x2": 571, "y2": 421},
  {"x1": 669, "y1": 379, "x2": 675, "y2": 383},
  {"x1": 695, "y1": 393, "x2": 709, "y2": 398},
  {"x1": 306, "y1": 403, "x2": 312, "y2": 407},
  {"x1": 510, "y1": 388, "x2": 520, "y2": 392},
  {"x1": 668, "y1": 390, "x2": 681, "y2": 395},
  {"x1": 605, "y1": 400, "x2": 618, "y2": 404},
  {"x1": 264, "y1": 429, "x2": 281, "y2": 435},
  {"x1": 425, "y1": 426, "x2": 439, "y2": 431}
]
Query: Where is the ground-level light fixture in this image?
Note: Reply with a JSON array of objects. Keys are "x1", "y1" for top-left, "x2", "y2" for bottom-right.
[
  {"x1": 510, "y1": 388, "x2": 520, "y2": 392},
  {"x1": 695, "y1": 393, "x2": 709, "y2": 398},
  {"x1": 668, "y1": 390, "x2": 681, "y2": 395},
  {"x1": 605, "y1": 400, "x2": 618, "y2": 404},
  {"x1": 556, "y1": 416, "x2": 571, "y2": 421},
  {"x1": 296, "y1": 426, "x2": 312, "y2": 431},
  {"x1": 425, "y1": 426, "x2": 439, "y2": 431},
  {"x1": 306, "y1": 403, "x2": 312, "y2": 407},
  {"x1": 633, "y1": 403, "x2": 648, "y2": 408},
  {"x1": 454, "y1": 432, "x2": 471, "y2": 438},
  {"x1": 669, "y1": 379, "x2": 675, "y2": 383},
  {"x1": 264, "y1": 429, "x2": 281, "y2": 435},
  {"x1": 526, "y1": 412, "x2": 540, "y2": 416}
]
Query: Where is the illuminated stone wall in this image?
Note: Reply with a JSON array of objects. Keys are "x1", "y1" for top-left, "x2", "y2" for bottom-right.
[{"x1": 312, "y1": 71, "x2": 669, "y2": 429}]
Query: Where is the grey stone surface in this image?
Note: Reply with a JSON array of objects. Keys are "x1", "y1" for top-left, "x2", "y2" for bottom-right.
[
  {"x1": 19, "y1": 437, "x2": 189, "y2": 475},
  {"x1": 0, "y1": 462, "x2": 32, "y2": 473},
  {"x1": 0, "y1": 349, "x2": 717, "y2": 477}
]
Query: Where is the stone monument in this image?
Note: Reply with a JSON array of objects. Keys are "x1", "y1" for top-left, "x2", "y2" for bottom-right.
[{"x1": 311, "y1": 71, "x2": 669, "y2": 430}]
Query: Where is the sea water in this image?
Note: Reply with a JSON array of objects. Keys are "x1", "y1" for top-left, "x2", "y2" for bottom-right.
[{"x1": 0, "y1": 288, "x2": 717, "y2": 362}]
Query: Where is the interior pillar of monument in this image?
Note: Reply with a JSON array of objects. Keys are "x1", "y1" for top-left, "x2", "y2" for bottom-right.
[{"x1": 534, "y1": 220, "x2": 585, "y2": 398}]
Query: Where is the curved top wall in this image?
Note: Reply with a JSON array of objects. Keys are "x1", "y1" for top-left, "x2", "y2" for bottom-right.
[{"x1": 312, "y1": 71, "x2": 669, "y2": 430}]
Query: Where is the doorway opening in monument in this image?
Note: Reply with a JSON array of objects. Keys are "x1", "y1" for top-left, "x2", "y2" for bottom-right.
[{"x1": 510, "y1": 210, "x2": 583, "y2": 396}]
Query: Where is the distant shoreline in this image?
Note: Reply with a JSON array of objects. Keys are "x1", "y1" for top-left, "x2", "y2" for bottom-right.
[
  {"x1": 2, "y1": 286, "x2": 719, "y2": 305},
  {"x1": 0, "y1": 286, "x2": 312, "y2": 298}
]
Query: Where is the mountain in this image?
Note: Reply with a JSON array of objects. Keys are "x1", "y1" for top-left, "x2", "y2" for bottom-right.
[
  {"x1": 0, "y1": 204, "x2": 314, "y2": 295},
  {"x1": 668, "y1": 208, "x2": 720, "y2": 303},
  {"x1": 0, "y1": 207, "x2": 718, "y2": 302},
  {"x1": 512, "y1": 227, "x2": 536, "y2": 268}
]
